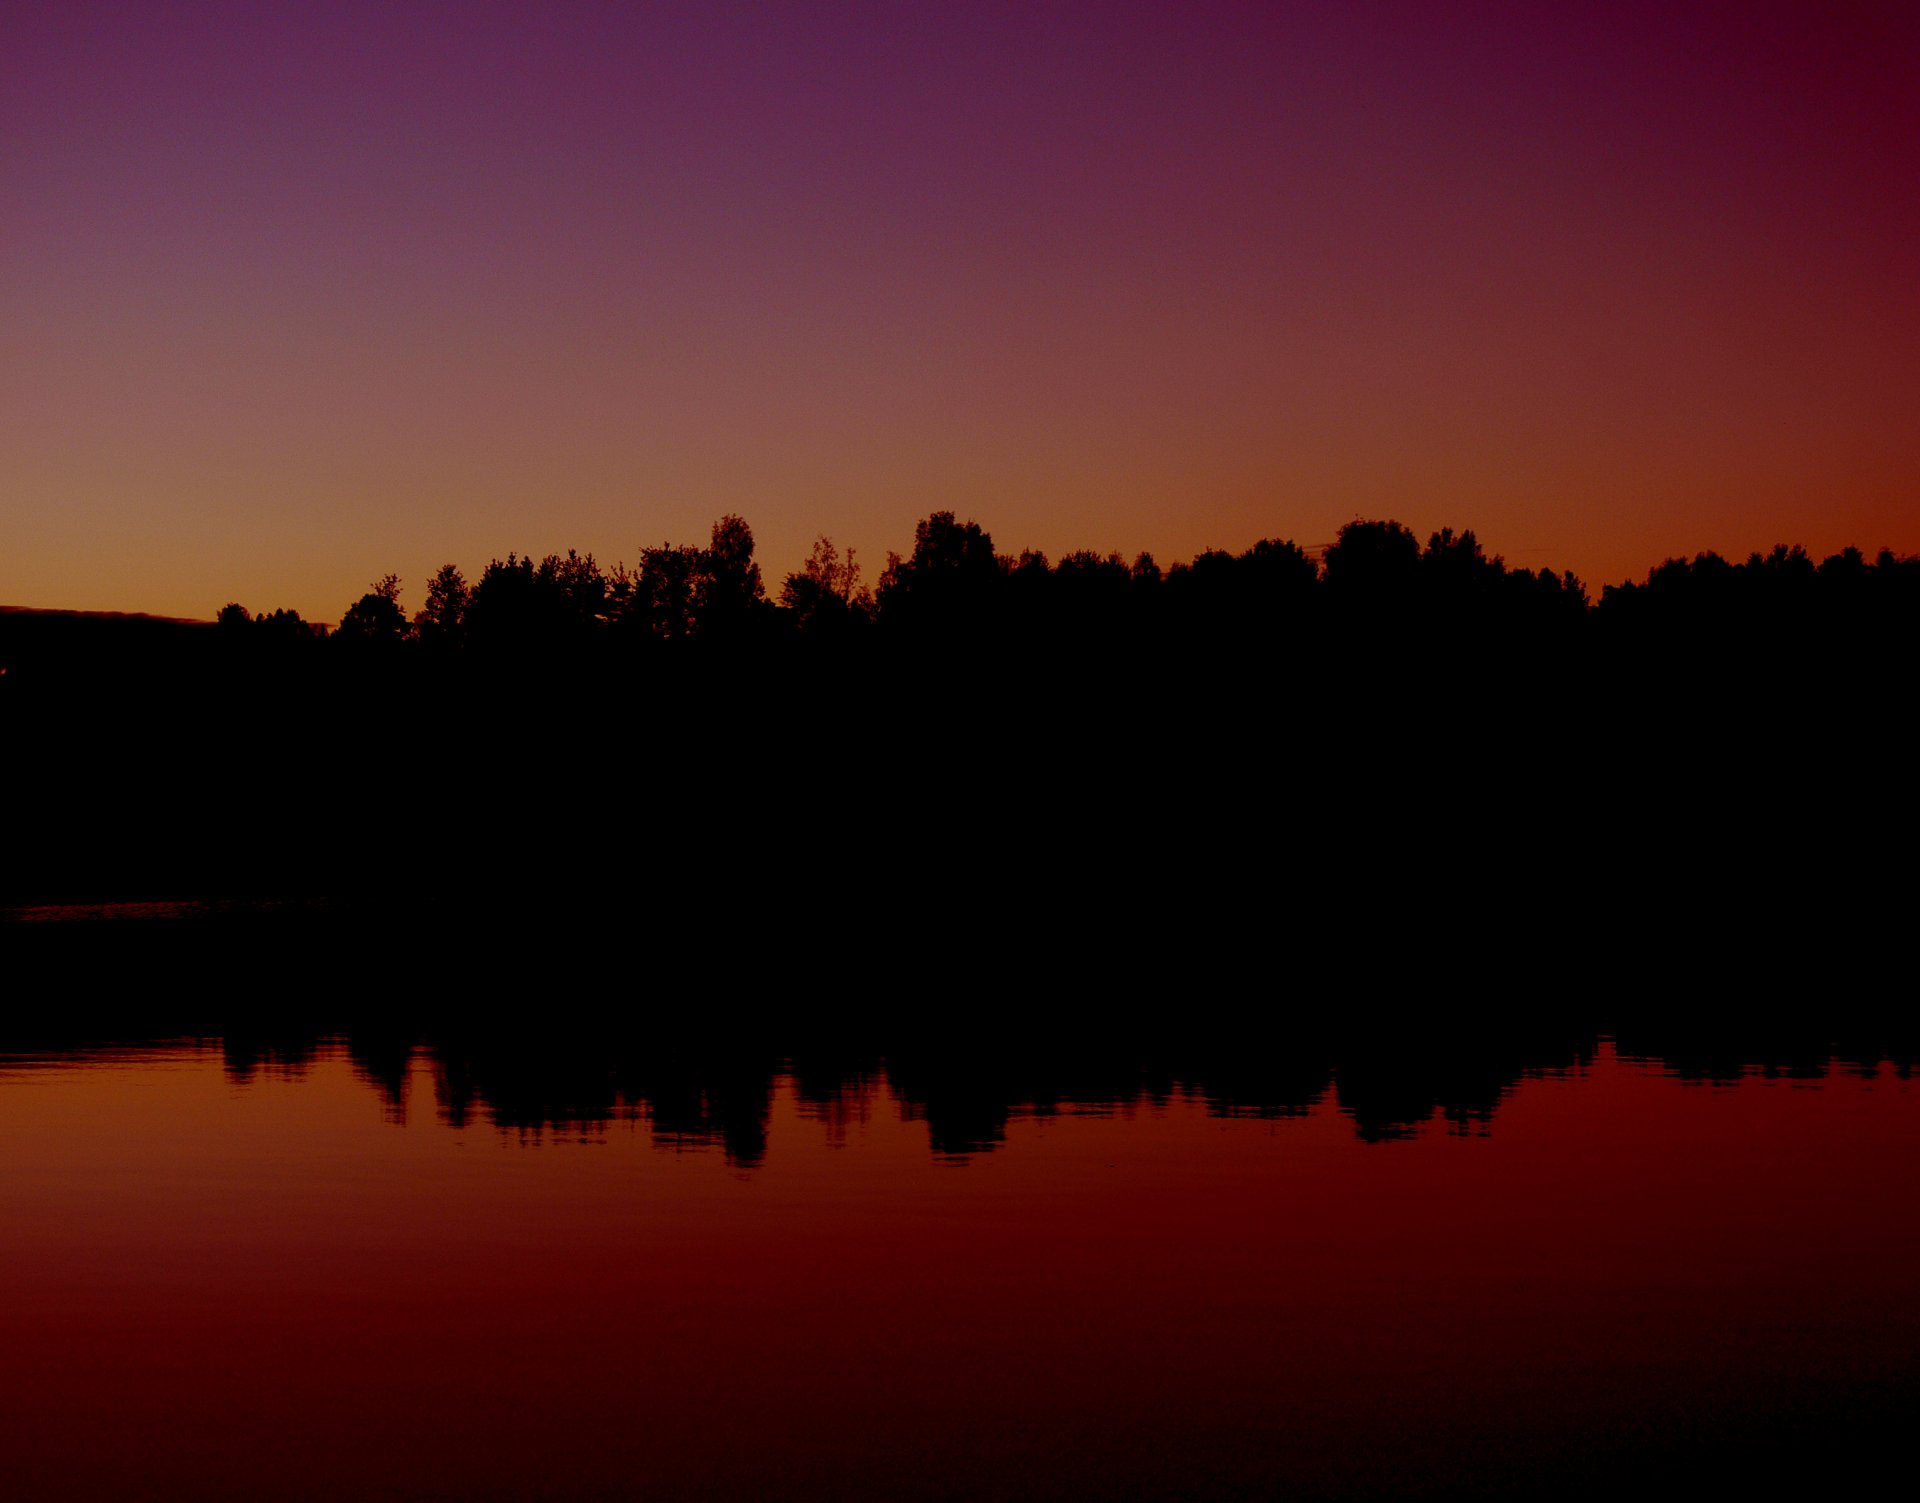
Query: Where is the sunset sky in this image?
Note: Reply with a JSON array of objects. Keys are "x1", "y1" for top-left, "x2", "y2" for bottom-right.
[{"x1": 4, "y1": 0, "x2": 1915, "y2": 621}]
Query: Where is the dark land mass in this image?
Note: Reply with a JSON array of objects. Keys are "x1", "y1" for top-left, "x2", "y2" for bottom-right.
[{"x1": 3, "y1": 514, "x2": 1915, "y2": 990}]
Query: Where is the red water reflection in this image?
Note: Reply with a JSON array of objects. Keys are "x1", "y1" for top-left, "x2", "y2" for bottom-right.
[{"x1": 2, "y1": 1043, "x2": 1916, "y2": 1500}]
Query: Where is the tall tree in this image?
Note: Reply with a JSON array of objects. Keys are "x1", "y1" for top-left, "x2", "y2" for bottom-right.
[
  {"x1": 414, "y1": 564, "x2": 470, "y2": 646},
  {"x1": 694, "y1": 514, "x2": 766, "y2": 639},
  {"x1": 337, "y1": 575, "x2": 409, "y2": 643}
]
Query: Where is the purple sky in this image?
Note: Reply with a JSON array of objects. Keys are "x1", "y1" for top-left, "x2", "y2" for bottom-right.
[{"x1": 4, "y1": 1, "x2": 1916, "y2": 618}]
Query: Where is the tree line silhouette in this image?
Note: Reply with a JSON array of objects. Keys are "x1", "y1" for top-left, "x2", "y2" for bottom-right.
[
  {"x1": 2, "y1": 510, "x2": 1910, "y2": 692},
  {"x1": 178, "y1": 511, "x2": 1920, "y2": 667},
  {"x1": 4, "y1": 508, "x2": 1916, "y2": 977}
]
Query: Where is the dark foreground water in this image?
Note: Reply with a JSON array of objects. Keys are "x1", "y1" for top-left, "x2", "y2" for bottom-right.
[{"x1": 2, "y1": 1030, "x2": 1916, "y2": 1501}]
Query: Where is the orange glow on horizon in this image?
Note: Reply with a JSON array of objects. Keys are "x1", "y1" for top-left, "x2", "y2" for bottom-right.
[{"x1": 2, "y1": 5, "x2": 1914, "y2": 620}]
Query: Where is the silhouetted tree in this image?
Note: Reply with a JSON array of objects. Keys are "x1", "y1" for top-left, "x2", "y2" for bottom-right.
[
  {"x1": 1324, "y1": 519, "x2": 1420, "y2": 598},
  {"x1": 1242, "y1": 537, "x2": 1318, "y2": 597},
  {"x1": 1161, "y1": 536, "x2": 1316, "y2": 648},
  {"x1": 875, "y1": 512, "x2": 1000, "y2": 634},
  {"x1": 693, "y1": 514, "x2": 767, "y2": 641},
  {"x1": 1421, "y1": 527, "x2": 1497, "y2": 589},
  {"x1": 536, "y1": 550, "x2": 608, "y2": 636},
  {"x1": 781, "y1": 535, "x2": 872, "y2": 633},
  {"x1": 1045, "y1": 549, "x2": 1134, "y2": 641},
  {"x1": 256, "y1": 606, "x2": 320, "y2": 643},
  {"x1": 635, "y1": 542, "x2": 701, "y2": 641},
  {"x1": 413, "y1": 564, "x2": 470, "y2": 647},
  {"x1": 336, "y1": 575, "x2": 408, "y2": 644},
  {"x1": 463, "y1": 553, "x2": 532, "y2": 654}
]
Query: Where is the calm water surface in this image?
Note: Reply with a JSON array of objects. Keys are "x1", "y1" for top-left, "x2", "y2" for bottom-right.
[{"x1": 2, "y1": 1034, "x2": 1915, "y2": 1500}]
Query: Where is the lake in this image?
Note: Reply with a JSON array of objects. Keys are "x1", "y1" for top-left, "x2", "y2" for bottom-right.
[{"x1": 1, "y1": 1028, "x2": 1915, "y2": 1500}]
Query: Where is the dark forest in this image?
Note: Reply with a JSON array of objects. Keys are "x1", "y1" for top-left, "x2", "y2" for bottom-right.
[{"x1": 4, "y1": 513, "x2": 1914, "y2": 993}]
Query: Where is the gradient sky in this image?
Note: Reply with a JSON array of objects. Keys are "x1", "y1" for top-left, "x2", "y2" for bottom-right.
[{"x1": 4, "y1": 0, "x2": 1916, "y2": 620}]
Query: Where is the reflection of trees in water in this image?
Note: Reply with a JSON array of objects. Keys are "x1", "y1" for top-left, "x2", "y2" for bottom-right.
[
  {"x1": 789, "y1": 1047, "x2": 886, "y2": 1149},
  {"x1": 1330, "y1": 1030, "x2": 1597, "y2": 1142},
  {"x1": 166, "y1": 1026, "x2": 1920, "y2": 1162},
  {"x1": 421, "y1": 1034, "x2": 784, "y2": 1166},
  {"x1": 1616, "y1": 1030, "x2": 1918, "y2": 1085},
  {"x1": 3, "y1": 1026, "x2": 1910, "y2": 1160},
  {"x1": 345, "y1": 1029, "x2": 413, "y2": 1122},
  {"x1": 223, "y1": 1031, "x2": 325, "y2": 1085}
]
